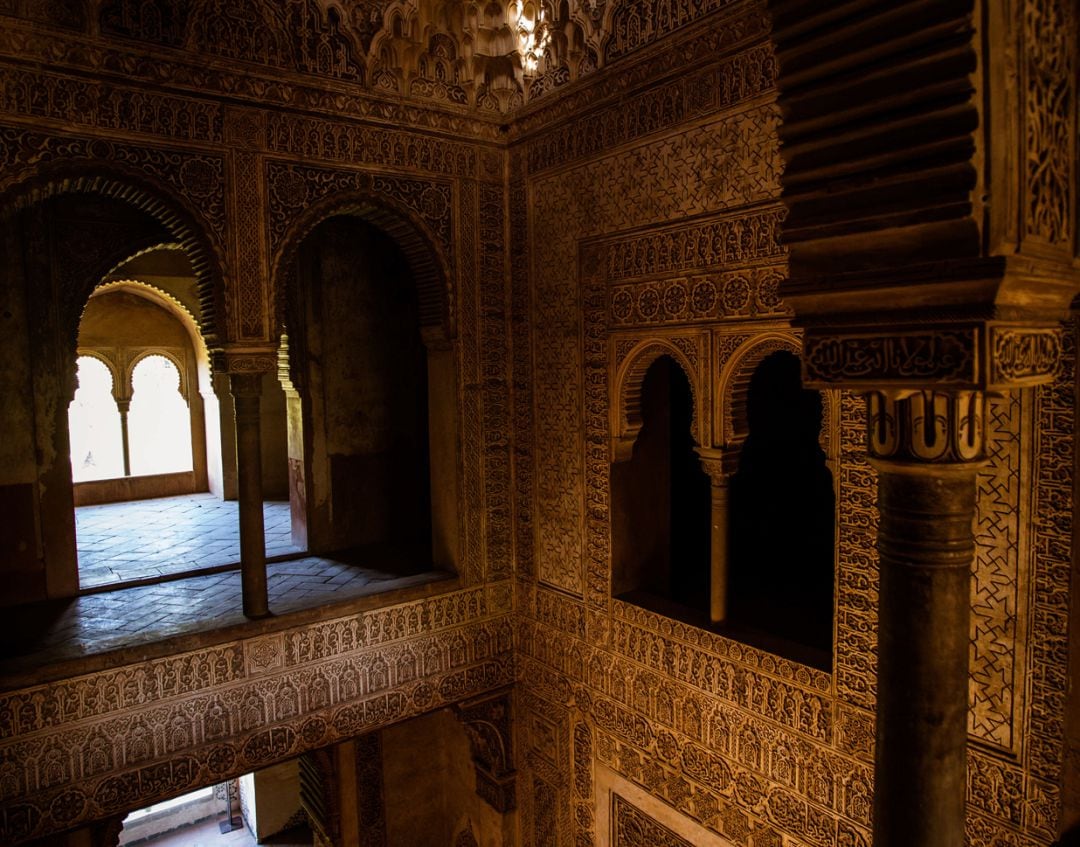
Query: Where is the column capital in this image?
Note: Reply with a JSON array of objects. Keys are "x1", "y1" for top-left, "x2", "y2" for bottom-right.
[
  {"x1": 865, "y1": 389, "x2": 987, "y2": 468},
  {"x1": 215, "y1": 345, "x2": 279, "y2": 376},
  {"x1": 694, "y1": 446, "x2": 736, "y2": 481}
]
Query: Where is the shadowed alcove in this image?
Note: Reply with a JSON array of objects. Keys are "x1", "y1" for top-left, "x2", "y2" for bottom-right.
[
  {"x1": 727, "y1": 350, "x2": 835, "y2": 656},
  {"x1": 289, "y1": 214, "x2": 444, "y2": 569},
  {"x1": 612, "y1": 354, "x2": 711, "y2": 616}
]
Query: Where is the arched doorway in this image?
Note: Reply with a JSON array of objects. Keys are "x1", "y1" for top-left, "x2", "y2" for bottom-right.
[
  {"x1": 284, "y1": 214, "x2": 454, "y2": 571},
  {"x1": 0, "y1": 177, "x2": 226, "y2": 604},
  {"x1": 66, "y1": 263, "x2": 299, "y2": 590},
  {"x1": 276, "y1": 199, "x2": 456, "y2": 573},
  {"x1": 69, "y1": 280, "x2": 207, "y2": 501}
]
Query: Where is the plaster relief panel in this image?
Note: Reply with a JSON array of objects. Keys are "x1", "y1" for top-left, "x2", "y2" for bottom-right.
[{"x1": 595, "y1": 765, "x2": 735, "y2": 847}]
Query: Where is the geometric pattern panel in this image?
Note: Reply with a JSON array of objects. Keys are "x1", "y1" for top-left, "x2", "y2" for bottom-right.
[
  {"x1": 969, "y1": 391, "x2": 1028, "y2": 752},
  {"x1": 612, "y1": 794, "x2": 693, "y2": 847}
]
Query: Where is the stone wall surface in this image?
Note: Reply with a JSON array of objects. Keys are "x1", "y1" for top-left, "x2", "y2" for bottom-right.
[
  {"x1": 509, "y1": 3, "x2": 1078, "y2": 846},
  {"x1": 0, "y1": 0, "x2": 1075, "y2": 845}
]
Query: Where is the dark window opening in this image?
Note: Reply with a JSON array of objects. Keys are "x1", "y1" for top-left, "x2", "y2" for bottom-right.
[
  {"x1": 612, "y1": 355, "x2": 710, "y2": 616},
  {"x1": 728, "y1": 351, "x2": 835, "y2": 655},
  {"x1": 294, "y1": 216, "x2": 433, "y2": 567}
]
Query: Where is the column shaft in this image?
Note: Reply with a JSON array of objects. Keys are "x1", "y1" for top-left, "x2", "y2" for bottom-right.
[
  {"x1": 709, "y1": 476, "x2": 730, "y2": 624},
  {"x1": 868, "y1": 389, "x2": 983, "y2": 847},
  {"x1": 116, "y1": 400, "x2": 131, "y2": 477},
  {"x1": 231, "y1": 373, "x2": 268, "y2": 618}
]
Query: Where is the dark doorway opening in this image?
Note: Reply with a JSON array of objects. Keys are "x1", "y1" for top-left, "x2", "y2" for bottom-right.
[{"x1": 292, "y1": 216, "x2": 434, "y2": 569}]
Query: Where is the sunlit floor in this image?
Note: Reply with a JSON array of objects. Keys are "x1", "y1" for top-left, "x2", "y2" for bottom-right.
[
  {"x1": 0, "y1": 492, "x2": 452, "y2": 681},
  {"x1": 125, "y1": 818, "x2": 312, "y2": 847},
  {"x1": 76, "y1": 494, "x2": 301, "y2": 589},
  {"x1": 125, "y1": 817, "x2": 256, "y2": 847}
]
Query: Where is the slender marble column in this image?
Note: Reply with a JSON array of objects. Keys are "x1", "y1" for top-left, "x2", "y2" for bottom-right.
[
  {"x1": 115, "y1": 399, "x2": 132, "y2": 477},
  {"x1": 867, "y1": 389, "x2": 984, "y2": 847},
  {"x1": 696, "y1": 447, "x2": 732, "y2": 625},
  {"x1": 230, "y1": 372, "x2": 268, "y2": 618}
]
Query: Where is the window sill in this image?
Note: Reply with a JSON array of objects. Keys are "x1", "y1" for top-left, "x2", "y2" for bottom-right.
[{"x1": 616, "y1": 589, "x2": 833, "y2": 673}]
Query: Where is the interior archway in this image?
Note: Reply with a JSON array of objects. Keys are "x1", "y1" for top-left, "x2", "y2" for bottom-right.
[
  {"x1": 285, "y1": 212, "x2": 456, "y2": 573},
  {"x1": 0, "y1": 188, "x2": 218, "y2": 603}
]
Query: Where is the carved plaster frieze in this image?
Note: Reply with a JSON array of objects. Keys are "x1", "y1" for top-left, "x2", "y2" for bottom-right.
[
  {"x1": 0, "y1": 587, "x2": 512, "y2": 844},
  {"x1": 802, "y1": 324, "x2": 1064, "y2": 394},
  {"x1": 0, "y1": 25, "x2": 505, "y2": 140}
]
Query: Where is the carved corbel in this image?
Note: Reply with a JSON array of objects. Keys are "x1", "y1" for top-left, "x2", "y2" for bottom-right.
[{"x1": 453, "y1": 689, "x2": 516, "y2": 813}]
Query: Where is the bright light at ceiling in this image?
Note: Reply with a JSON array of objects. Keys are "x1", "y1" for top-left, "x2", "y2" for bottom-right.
[{"x1": 513, "y1": 0, "x2": 550, "y2": 74}]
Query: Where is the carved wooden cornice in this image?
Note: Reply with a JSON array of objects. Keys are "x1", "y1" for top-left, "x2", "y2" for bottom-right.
[
  {"x1": 0, "y1": 22, "x2": 506, "y2": 142},
  {"x1": 767, "y1": 0, "x2": 1080, "y2": 391}
]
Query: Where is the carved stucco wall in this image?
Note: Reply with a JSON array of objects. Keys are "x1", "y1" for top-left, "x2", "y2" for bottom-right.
[
  {"x1": 510, "y1": 3, "x2": 1077, "y2": 846},
  {"x1": 0, "y1": 0, "x2": 516, "y2": 589},
  {"x1": 0, "y1": 0, "x2": 1074, "y2": 844},
  {"x1": 0, "y1": 586, "x2": 514, "y2": 842},
  {"x1": 0, "y1": 2, "x2": 515, "y2": 838}
]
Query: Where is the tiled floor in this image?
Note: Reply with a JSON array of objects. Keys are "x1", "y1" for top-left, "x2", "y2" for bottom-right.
[
  {"x1": 0, "y1": 492, "x2": 451, "y2": 681},
  {"x1": 122, "y1": 817, "x2": 312, "y2": 846},
  {"x1": 0, "y1": 555, "x2": 448, "y2": 677},
  {"x1": 122, "y1": 817, "x2": 257, "y2": 847},
  {"x1": 77, "y1": 494, "x2": 301, "y2": 589}
]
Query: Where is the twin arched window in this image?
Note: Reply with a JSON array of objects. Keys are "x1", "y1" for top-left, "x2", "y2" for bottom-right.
[
  {"x1": 69, "y1": 354, "x2": 193, "y2": 483},
  {"x1": 612, "y1": 349, "x2": 835, "y2": 662}
]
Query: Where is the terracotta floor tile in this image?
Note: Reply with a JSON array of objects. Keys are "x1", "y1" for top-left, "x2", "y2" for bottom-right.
[
  {"x1": 0, "y1": 494, "x2": 453, "y2": 679},
  {"x1": 76, "y1": 494, "x2": 302, "y2": 589}
]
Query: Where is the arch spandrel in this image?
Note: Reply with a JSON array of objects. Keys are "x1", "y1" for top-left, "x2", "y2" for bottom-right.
[{"x1": 0, "y1": 160, "x2": 229, "y2": 348}]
